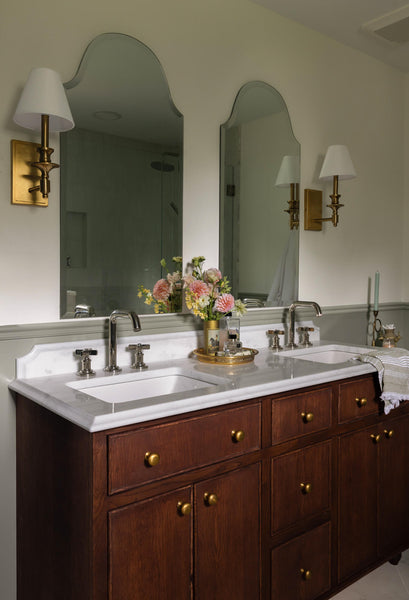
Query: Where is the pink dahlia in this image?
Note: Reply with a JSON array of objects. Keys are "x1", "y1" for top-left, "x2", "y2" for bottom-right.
[
  {"x1": 214, "y1": 293, "x2": 235, "y2": 313},
  {"x1": 204, "y1": 268, "x2": 222, "y2": 284},
  {"x1": 188, "y1": 280, "x2": 210, "y2": 298},
  {"x1": 152, "y1": 279, "x2": 171, "y2": 301}
]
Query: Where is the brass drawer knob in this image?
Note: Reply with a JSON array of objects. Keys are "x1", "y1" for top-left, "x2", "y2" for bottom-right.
[
  {"x1": 301, "y1": 412, "x2": 314, "y2": 423},
  {"x1": 231, "y1": 429, "x2": 245, "y2": 443},
  {"x1": 144, "y1": 451, "x2": 160, "y2": 467},
  {"x1": 355, "y1": 397, "x2": 368, "y2": 407},
  {"x1": 384, "y1": 429, "x2": 394, "y2": 439},
  {"x1": 300, "y1": 568, "x2": 312, "y2": 580},
  {"x1": 300, "y1": 482, "x2": 312, "y2": 495},
  {"x1": 203, "y1": 492, "x2": 218, "y2": 506},
  {"x1": 370, "y1": 433, "x2": 381, "y2": 444},
  {"x1": 177, "y1": 501, "x2": 192, "y2": 516}
]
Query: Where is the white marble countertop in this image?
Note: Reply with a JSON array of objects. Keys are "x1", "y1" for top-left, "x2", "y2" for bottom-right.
[{"x1": 9, "y1": 341, "x2": 376, "y2": 432}]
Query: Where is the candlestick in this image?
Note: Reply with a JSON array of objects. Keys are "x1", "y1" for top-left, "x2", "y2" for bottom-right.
[
  {"x1": 374, "y1": 271, "x2": 380, "y2": 312},
  {"x1": 372, "y1": 310, "x2": 382, "y2": 346}
]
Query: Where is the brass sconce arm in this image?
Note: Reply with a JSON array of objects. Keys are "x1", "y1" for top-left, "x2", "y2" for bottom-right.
[
  {"x1": 318, "y1": 176, "x2": 344, "y2": 228},
  {"x1": 284, "y1": 183, "x2": 300, "y2": 230},
  {"x1": 29, "y1": 114, "x2": 60, "y2": 198},
  {"x1": 304, "y1": 177, "x2": 344, "y2": 230},
  {"x1": 275, "y1": 155, "x2": 300, "y2": 230}
]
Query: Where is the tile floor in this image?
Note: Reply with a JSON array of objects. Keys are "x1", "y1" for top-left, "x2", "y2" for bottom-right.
[{"x1": 332, "y1": 550, "x2": 409, "y2": 599}]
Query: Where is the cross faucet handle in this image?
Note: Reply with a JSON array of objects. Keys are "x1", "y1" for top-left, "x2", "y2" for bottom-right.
[
  {"x1": 267, "y1": 329, "x2": 285, "y2": 352},
  {"x1": 297, "y1": 327, "x2": 315, "y2": 347},
  {"x1": 75, "y1": 348, "x2": 98, "y2": 376},
  {"x1": 127, "y1": 343, "x2": 150, "y2": 370}
]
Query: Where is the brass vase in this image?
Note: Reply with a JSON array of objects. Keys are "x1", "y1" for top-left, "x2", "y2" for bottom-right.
[{"x1": 203, "y1": 320, "x2": 220, "y2": 355}]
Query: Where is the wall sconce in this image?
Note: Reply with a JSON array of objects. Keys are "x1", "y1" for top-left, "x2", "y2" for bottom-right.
[
  {"x1": 12, "y1": 67, "x2": 74, "y2": 206},
  {"x1": 275, "y1": 155, "x2": 300, "y2": 230},
  {"x1": 304, "y1": 145, "x2": 356, "y2": 230}
]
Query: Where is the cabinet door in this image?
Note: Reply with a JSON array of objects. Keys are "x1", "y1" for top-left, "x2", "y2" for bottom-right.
[
  {"x1": 378, "y1": 413, "x2": 409, "y2": 557},
  {"x1": 195, "y1": 463, "x2": 261, "y2": 600},
  {"x1": 108, "y1": 486, "x2": 192, "y2": 600},
  {"x1": 338, "y1": 427, "x2": 378, "y2": 582}
]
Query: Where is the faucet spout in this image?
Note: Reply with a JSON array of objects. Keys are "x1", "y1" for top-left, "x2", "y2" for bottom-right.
[
  {"x1": 105, "y1": 310, "x2": 142, "y2": 372},
  {"x1": 287, "y1": 301, "x2": 322, "y2": 349}
]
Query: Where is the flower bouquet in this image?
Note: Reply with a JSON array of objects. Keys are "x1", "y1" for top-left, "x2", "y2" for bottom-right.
[
  {"x1": 138, "y1": 257, "x2": 183, "y2": 313},
  {"x1": 184, "y1": 256, "x2": 246, "y2": 354},
  {"x1": 184, "y1": 256, "x2": 246, "y2": 321}
]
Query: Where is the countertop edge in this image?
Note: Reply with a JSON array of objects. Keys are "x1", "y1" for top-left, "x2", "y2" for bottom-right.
[{"x1": 9, "y1": 360, "x2": 377, "y2": 432}]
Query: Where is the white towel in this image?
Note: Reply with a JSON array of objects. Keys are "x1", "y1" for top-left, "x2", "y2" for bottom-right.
[{"x1": 359, "y1": 347, "x2": 409, "y2": 414}]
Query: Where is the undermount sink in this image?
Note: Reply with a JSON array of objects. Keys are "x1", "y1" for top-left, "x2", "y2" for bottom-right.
[
  {"x1": 67, "y1": 367, "x2": 228, "y2": 404},
  {"x1": 279, "y1": 344, "x2": 364, "y2": 365},
  {"x1": 293, "y1": 350, "x2": 359, "y2": 364}
]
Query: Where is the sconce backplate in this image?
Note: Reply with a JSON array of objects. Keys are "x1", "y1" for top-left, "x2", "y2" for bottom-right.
[
  {"x1": 11, "y1": 140, "x2": 48, "y2": 207},
  {"x1": 304, "y1": 189, "x2": 322, "y2": 231}
]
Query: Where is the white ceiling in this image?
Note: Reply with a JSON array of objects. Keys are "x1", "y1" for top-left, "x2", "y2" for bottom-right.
[{"x1": 250, "y1": 0, "x2": 409, "y2": 72}]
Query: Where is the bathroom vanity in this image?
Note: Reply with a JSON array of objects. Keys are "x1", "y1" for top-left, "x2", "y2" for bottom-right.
[{"x1": 12, "y1": 344, "x2": 409, "y2": 600}]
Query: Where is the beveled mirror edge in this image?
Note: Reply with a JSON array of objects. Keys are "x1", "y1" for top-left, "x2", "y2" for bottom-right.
[
  {"x1": 64, "y1": 32, "x2": 183, "y2": 119},
  {"x1": 221, "y1": 80, "x2": 299, "y2": 141}
]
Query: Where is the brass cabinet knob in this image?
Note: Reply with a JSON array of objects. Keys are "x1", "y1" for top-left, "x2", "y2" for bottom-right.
[
  {"x1": 177, "y1": 501, "x2": 192, "y2": 516},
  {"x1": 370, "y1": 433, "x2": 381, "y2": 444},
  {"x1": 384, "y1": 429, "x2": 394, "y2": 439},
  {"x1": 300, "y1": 568, "x2": 312, "y2": 580},
  {"x1": 203, "y1": 492, "x2": 218, "y2": 506},
  {"x1": 300, "y1": 482, "x2": 312, "y2": 495},
  {"x1": 144, "y1": 451, "x2": 160, "y2": 467},
  {"x1": 231, "y1": 430, "x2": 245, "y2": 443},
  {"x1": 301, "y1": 412, "x2": 314, "y2": 423},
  {"x1": 355, "y1": 397, "x2": 368, "y2": 407}
]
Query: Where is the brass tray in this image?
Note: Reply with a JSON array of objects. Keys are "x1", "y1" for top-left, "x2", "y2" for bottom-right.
[{"x1": 193, "y1": 348, "x2": 258, "y2": 365}]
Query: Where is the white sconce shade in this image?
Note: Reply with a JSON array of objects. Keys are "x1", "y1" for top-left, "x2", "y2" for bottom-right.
[
  {"x1": 319, "y1": 145, "x2": 356, "y2": 181},
  {"x1": 13, "y1": 67, "x2": 74, "y2": 132},
  {"x1": 275, "y1": 155, "x2": 300, "y2": 187}
]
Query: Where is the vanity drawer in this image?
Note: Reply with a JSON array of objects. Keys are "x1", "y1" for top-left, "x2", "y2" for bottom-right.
[
  {"x1": 271, "y1": 441, "x2": 331, "y2": 534},
  {"x1": 271, "y1": 387, "x2": 332, "y2": 444},
  {"x1": 271, "y1": 522, "x2": 331, "y2": 600},
  {"x1": 108, "y1": 402, "x2": 261, "y2": 494},
  {"x1": 338, "y1": 375, "x2": 379, "y2": 423}
]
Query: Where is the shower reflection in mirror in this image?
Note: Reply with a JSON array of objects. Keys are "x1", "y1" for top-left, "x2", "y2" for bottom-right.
[{"x1": 219, "y1": 81, "x2": 299, "y2": 308}]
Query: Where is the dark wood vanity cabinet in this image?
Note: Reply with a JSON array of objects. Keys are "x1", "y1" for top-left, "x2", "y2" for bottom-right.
[
  {"x1": 17, "y1": 396, "x2": 262, "y2": 600},
  {"x1": 16, "y1": 372, "x2": 409, "y2": 600}
]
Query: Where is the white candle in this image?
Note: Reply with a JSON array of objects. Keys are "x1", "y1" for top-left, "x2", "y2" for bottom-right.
[{"x1": 374, "y1": 271, "x2": 380, "y2": 312}]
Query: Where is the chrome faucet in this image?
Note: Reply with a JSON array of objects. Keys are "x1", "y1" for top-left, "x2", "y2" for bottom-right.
[
  {"x1": 105, "y1": 310, "x2": 142, "y2": 372},
  {"x1": 287, "y1": 301, "x2": 322, "y2": 349}
]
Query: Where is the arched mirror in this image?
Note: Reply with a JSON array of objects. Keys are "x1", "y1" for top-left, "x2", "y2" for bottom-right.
[
  {"x1": 220, "y1": 81, "x2": 299, "y2": 308},
  {"x1": 60, "y1": 33, "x2": 183, "y2": 318}
]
